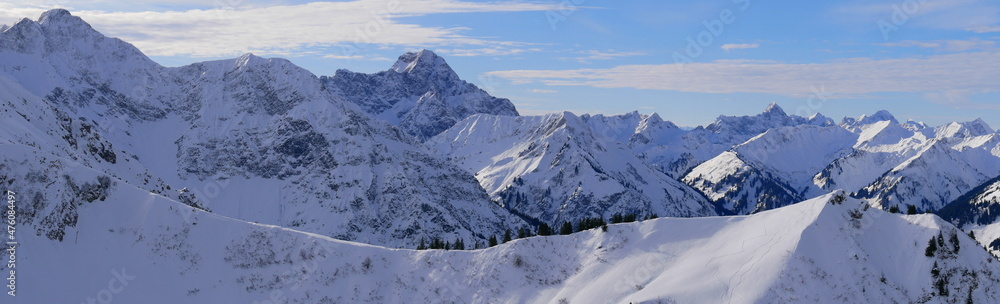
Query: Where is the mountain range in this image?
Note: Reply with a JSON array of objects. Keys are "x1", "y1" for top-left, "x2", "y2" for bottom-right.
[{"x1": 5, "y1": 9, "x2": 1000, "y2": 303}]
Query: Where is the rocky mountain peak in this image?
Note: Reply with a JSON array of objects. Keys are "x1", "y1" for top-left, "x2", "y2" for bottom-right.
[{"x1": 762, "y1": 102, "x2": 786, "y2": 116}]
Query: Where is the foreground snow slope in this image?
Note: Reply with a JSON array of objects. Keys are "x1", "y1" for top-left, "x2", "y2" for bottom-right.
[{"x1": 8, "y1": 150, "x2": 999, "y2": 304}]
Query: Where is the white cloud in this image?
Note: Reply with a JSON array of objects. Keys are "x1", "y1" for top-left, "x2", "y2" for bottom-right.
[
  {"x1": 834, "y1": 0, "x2": 1000, "y2": 29},
  {"x1": 0, "y1": 0, "x2": 560, "y2": 57},
  {"x1": 322, "y1": 54, "x2": 393, "y2": 61},
  {"x1": 486, "y1": 52, "x2": 1000, "y2": 96},
  {"x1": 877, "y1": 40, "x2": 942, "y2": 48},
  {"x1": 436, "y1": 46, "x2": 543, "y2": 57},
  {"x1": 531, "y1": 89, "x2": 557, "y2": 93},
  {"x1": 968, "y1": 25, "x2": 1000, "y2": 33},
  {"x1": 720, "y1": 43, "x2": 759, "y2": 51},
  {"x1": 878, "y1": 39, "x2": 995, "y2": 52},
  {"x1": 566, "y1": 50, "x2": 646, "y2": 63}
]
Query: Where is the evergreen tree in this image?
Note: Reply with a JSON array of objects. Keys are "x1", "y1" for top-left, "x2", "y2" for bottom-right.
[
  {"x1": 931, "y1": 261, "x2": 940, "y2": 277},
  {"x1": 888, "y1": 205, "x2": 900, "y2": 213},
  {"x1": 537, "y1": 223, "x2": 553, "y2": 236},
  {"x1": 417, "y1": 238, "x2": 427, "y2": 250},
  {"x1": 517, "y1": 227, "x2": 528, "y2": 239},
  {"x1": 444, "y1": 240, "x2": 451, "y2": 250},
  {"x1": 938, "y1": 232, "x2": 946, "y2": 248},
  {"x1": 502, "y1": 229, "x2": 512, "y2": 243},
  {"x1": 488, "y1": 235, "x2": 498, "y2": 247},
  {"x1": 560, "y1": 221, "x2": 574, "y2": 235},
  {"x1": 951, "y1": 232, "x2": 960, "y2": 253},
  {"x1": 907, "y1": 204, "x2": 918, "y2": 215},
  {"x1": 969, "y1": 230, "x2": 976, "y2": 241},
  {"x1": 454, "y1": 237, "x2": 464, "y2": 250},
  {"x1": 926, "y1": 237, "x2": 938, "y2": 257}
]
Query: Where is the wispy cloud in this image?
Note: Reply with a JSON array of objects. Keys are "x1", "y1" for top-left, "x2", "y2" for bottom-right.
[
  {"x1": 924, "y1": 90, "x2": 1000, "y2": 110},
  {"x1": 564, "y1": 50, "x2": 647, "y2": 63},
  {"x1": 0, "y1": 0, "x2": 560, "y2": 57},
  {"x1": 487, "y1": 52, "x2": 1000, "y2": 96},
  {"x1": 531, "y1": 89, "x2": 557, "y2": 93},
  {"x1": 833, "y1": 0, "x2": 1000, "y2": 31},
  {"x1": 436, "y1": 46, "x2": 543, "y2": 57},
  {"x1": 877, "y1": 39, "x2": 996, "y2": 52},
  {"x1": 720, "y1": 43, "x2": 759, "y2": 51},
  {"x1": 968, "y1": 25, "x2": 1000, "y2": 33},
  {"x1": 322, "y1": 54, "x2": 393, "y2": 61}
]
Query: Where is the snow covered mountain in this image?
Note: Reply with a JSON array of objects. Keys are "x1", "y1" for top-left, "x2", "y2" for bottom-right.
[
  {"x1": 321, "y1": 50, "x2": 518, "y2": 141},
  {"x1": 0, "y1": 9, "x2": 525, "y2": 248},
  {"x1": 632, "y1": 103, "x2": 834, "y2": 178},
  {"x1": 682, "y1": 125, "x2": 857, "y2": 214},
  {"x1": 426, "y1": 112, "x2": 716, "y2": 225},
  {"x1": 938, "y1": 176, "x2": 1000, "y2": 227},
  {"x1": 10, "y1": 171, "x2": 1000, "y2": 304},
  {"x1": 855, "y1": 119, "x2": 1000, "y2": 212}
]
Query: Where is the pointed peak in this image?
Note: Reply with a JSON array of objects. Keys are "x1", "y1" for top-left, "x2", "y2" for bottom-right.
[
  {"x1": 39, "y1": 9, "x2": 73, "y2": 22},
  {"x1": 234, "y1": 53, "x2": 268, "y2": 69},
  {"x1": 762, "y1": 102, "x2": 786, "y2": 116},
  {"x1": 390, "y1": 49, "x2": 450, "y2": 74},
  {"x1": 808, "y1": 113, "x2": 835, "y2": 126},
  {"x1": 964, "y1": 118, "x2": 993, "y2": 135},
  {"x1": 972, "y1": 117, "x2": 991, "y2": 127},
  {"x1": 38, "y1": 9, "x2": 91, "y2": 29},
  {"x1": 647, "y1": 112, "x2": 664, "y2": 123},
  {"x1": 857, "y1": 110, "x2": 897, "y2": 125}
]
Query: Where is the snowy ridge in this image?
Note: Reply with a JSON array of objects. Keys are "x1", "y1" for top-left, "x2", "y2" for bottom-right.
[
  {"x1": 427, "y1": 112, "x2": 715, "y2": 224},
  {"x1": 937, "y1": 176, "x2": 1000, "y2": 227},
  {"x1": 682, "y1": 125, "x2": 857, "y2": 214},
  {"x1": 8, "y1": 176, "x2": 1000, "y2": 303},
  {"x1": 632, "y1": 103, "x2": 829, "y2": 178},
  {"x1": 856, "y1": 133, "x2": 1000, "y2": 212}
]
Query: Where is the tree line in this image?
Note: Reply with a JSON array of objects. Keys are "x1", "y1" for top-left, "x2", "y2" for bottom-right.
[{"x1": 416, "y1": 212, "x2": 658, "y2": 250}]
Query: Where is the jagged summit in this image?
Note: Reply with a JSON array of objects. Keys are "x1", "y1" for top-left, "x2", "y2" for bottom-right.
[
  {"x1": 322, "y1": 49, "x2": 518, "y2": 141},
  {"x1": 935, "y1": 118, "x2": 996, "y2": 139},
  {"x1": 390, "y1": 49, "x2": 451, "y2": 74},
  {"x1": 762, "y1": 102, "x2": 786, "y2": 116},
  {"x1": 39, "y1": 9, "x2": 80, "y2": 25},
  {"x1": 842, "y1": 109, "x2": 898, "y2": 127},
  {"x1": 859, "y1": 110, "x2": 897, "y2": 124}
]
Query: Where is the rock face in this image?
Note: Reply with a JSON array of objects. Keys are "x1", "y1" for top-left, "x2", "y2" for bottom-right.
[
  {"x1": 0, "y1": 9, "x2": 525, "y2": 248},
  {"x1": 322, "y1": 49, "x2": 518, "y2": 141}
]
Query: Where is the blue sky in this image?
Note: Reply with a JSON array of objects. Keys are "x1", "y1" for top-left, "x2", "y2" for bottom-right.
[{"x1": 2, "y1": 0, "x2": 999, "y2": 128}]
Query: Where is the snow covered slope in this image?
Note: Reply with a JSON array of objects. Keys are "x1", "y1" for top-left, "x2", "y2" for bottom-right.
[
  {"x1": 9, "y1": 168, "x2": 1000, "y2": 304},
  {"x1": 682, "y1": 125, "x2": 857, "y2": 214},
  {"x1": 322, "y1": 50, "x2": 518, "y2": 141},
  {"x1": 856, "y1": 128, "x2": 1000, "y2": 213},
  {"x1": 0, "y1": 10, "x2": 525, "y2": 248},
  {"x1": 938, "y1": 176, "x2": 1000, "y2": 227},
  {"x1": 427, "y1": 112, "x2": 716, "y2": 225},
  {"x1": 633, "y1": 103, "x2": 832, "y2": 178}
]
